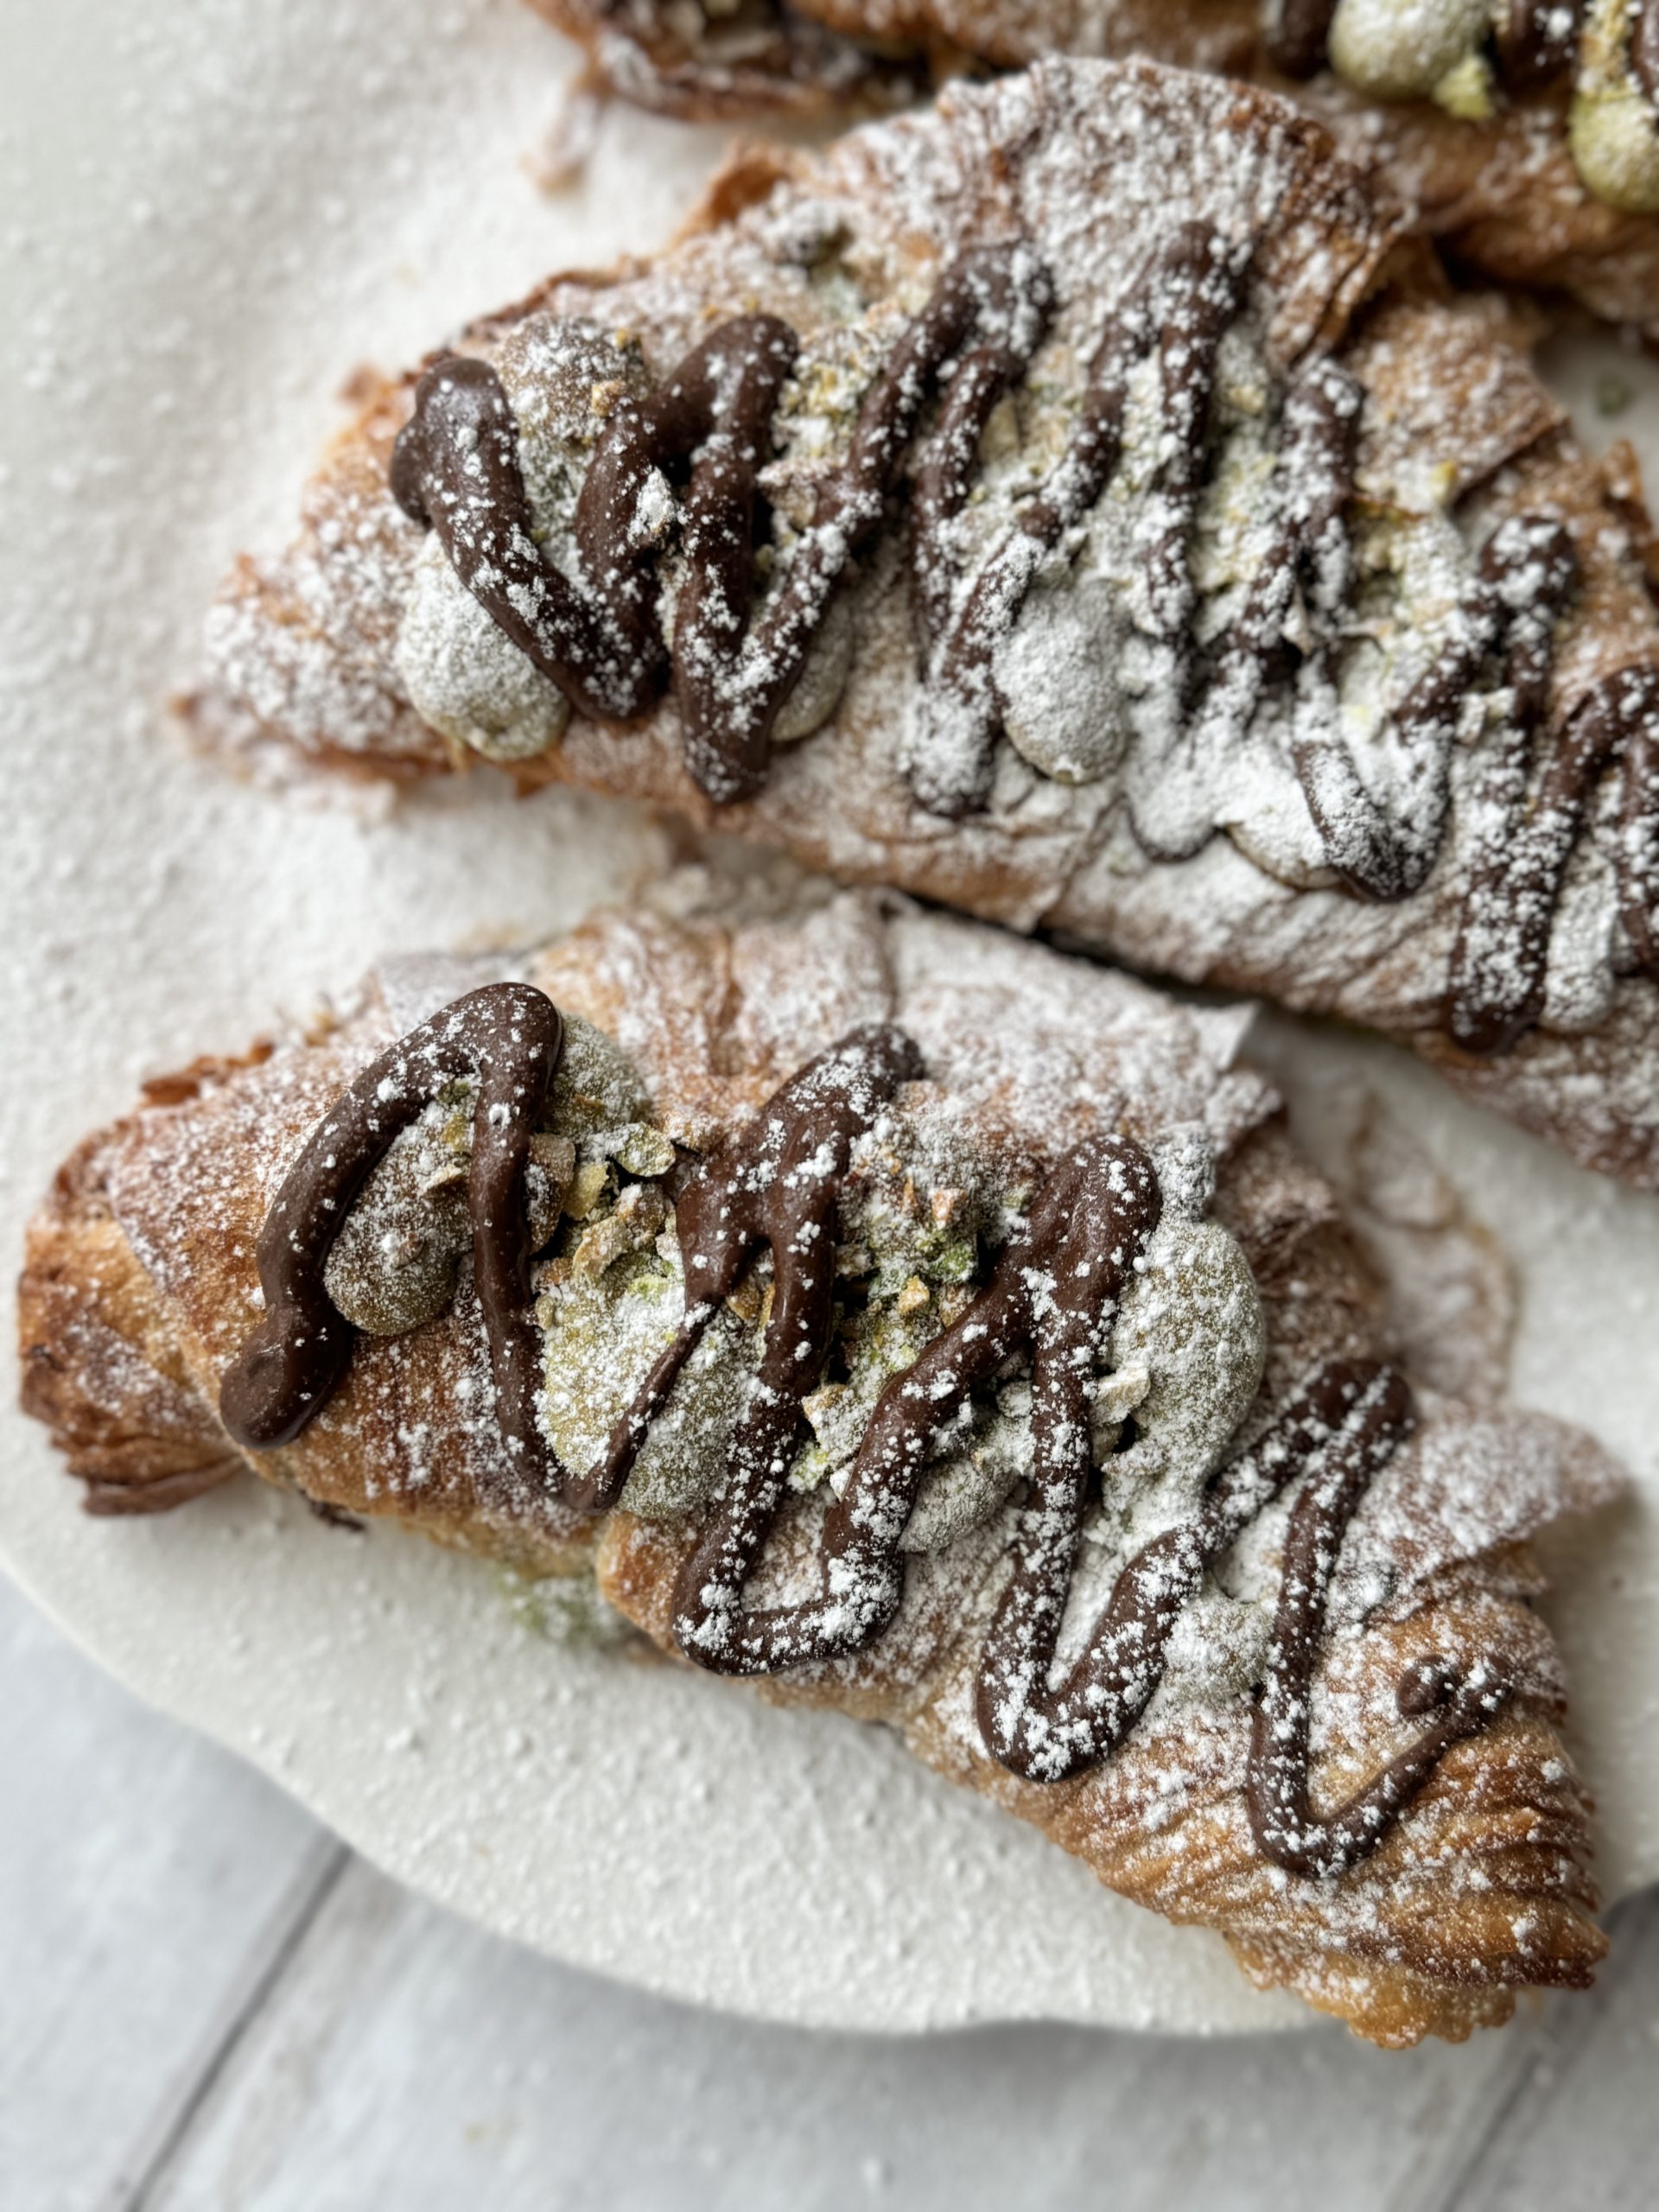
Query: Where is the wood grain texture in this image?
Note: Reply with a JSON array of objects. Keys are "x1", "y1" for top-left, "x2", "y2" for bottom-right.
[
  {"x1": 3, "y1": 1572, "x2": 1656, "y2": 2212},
  {"x1": 0, "y1": 1581, "x2": 330, "y2": 2212}
]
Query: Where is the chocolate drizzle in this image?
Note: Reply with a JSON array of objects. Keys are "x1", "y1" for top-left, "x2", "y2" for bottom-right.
[
  {"x1": 994, "y1": 1355, "x2": 1509, "y2": 1871},
  {"x1": 1452, "y1": 658, "x2": 1659, "y2": 1052},
  {"x1": 226, "y1": 991, "x2": 1514, "y2": 1875},
  {"x1": 219, "y1": 983, "x2": 563, "y2": 1488},
  {"x1": 1247, "y1": 1363, "x2": 1510, "y2": 1878},
  {"x1": 569, "y1": 1023, "x2": 924, "y2": 1514},
  {"x1": 1497, "y1": 0, "x2": 1587, "y2": 93},
  {"x1": 670, "y1": 1135, "x2": 1161, "y2": 1677},
  {"x1": 391, "y1": 247, "x2": 1050, "y2": 804},
  {"x1": 391, "y1": 226, "x2": 1659, "y2": 1057},
  {"x1": 913, "y1": 220, "x2": 1249, "y2": 818},
  {"x1": 1314, "y1": 512, "x2": 1580, "y2": 908}
]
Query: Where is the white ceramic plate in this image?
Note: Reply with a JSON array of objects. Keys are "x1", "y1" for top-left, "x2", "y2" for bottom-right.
[{"x1": 1, "y1": 0, "x2": 1654, "y2": 2036}]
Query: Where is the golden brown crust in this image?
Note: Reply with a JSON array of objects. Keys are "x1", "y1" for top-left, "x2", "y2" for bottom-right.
[{"x1": 19, "y1": 1131, "x2": 242, "y2": 1514}]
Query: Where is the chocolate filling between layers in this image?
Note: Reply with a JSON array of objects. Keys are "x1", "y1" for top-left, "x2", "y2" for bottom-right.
[
  {"x1": 391, "y1": 228, "x2": 1659, "y2": 1056},
  {"x1": 221, "y1": 984, "x2": 1512, "y2": 1875}
]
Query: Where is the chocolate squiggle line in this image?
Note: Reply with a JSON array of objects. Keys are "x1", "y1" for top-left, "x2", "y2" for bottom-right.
[
  {"x1": 1248, "y1": 1364, "x2": 1511, "y2": 1878},
  {"x1": 1000, "y1": 1357, "x2": 1507, "y2": 1848},
  {"x1": 668, "y1": 1134, "x2": 1162, "y2": 1675},
  {"x1": 913, "y1": 221, "x2": 1249, "y2": 817},
  {"x1": 225, "y1": 991, "x2": 1509, "y2": 1873},
  {"x1": 219, "y1": 984, "x2": 563, "y2": 1485},
  {"x1": 391, "y1": 228, "x2": 1659, "y2": 1052},
  {"x1": 653, "y1": 1117, "x2": 1503, "y2": 1871},
  {"x1": 391, "y1": 247, "x2": 1051, "y2": 804},
  {"x1": 1452, "y1": 649, "x2": 1659, "y2": 1052},
  {"x1": 569, "y1": 1021, "x2": 925, "y2": 1513},
  {"x1": 1306, "y1": 511, "x2": 1578, "y2": 907}
]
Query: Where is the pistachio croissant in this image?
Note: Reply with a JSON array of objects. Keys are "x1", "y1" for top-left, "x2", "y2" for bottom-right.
[
  {"x1": 18, "y1": 880, "x2": 1623, "y2": 2044},
  {"x1": 186, "y1": 61, "x2": 1659, "y2": 1188}
]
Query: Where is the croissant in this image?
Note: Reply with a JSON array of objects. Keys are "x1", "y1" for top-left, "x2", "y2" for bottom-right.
[
  {"x1": 17, "y1": 877, "x2": 1624, "y2": 2045},
  {"x1": 185, "y1": 61, "x2": 1659, "y2": 1191},
  {"x1": 531, "y1": 0, "x2": 1659, "y2": 334}
]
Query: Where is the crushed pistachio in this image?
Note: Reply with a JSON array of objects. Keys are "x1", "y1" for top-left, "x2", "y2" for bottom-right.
[
  {"x1": 1432, "y1": 49, "x2": 1496, "y2": 122},
  {"x1": 597, "y1": 1122, "x2": 677, "y2": 1178},
  {"x1": 544, "y1": 1013, "x2": 653, "y2": 1144},
  {"x1": 498, "y1": 1565, "x2": 635, "y2": 1649},
  {"x1": 530, "y1": 1131, "x2": 576, "y2": 1213},
  {"x1": 572, "y1": 1181, "x2": 668, "y2": 1277},
  {"x1": 791, "y1": 1293, "x2": 940, "y2": 1490},
  {"x1": 323, "y1": 1014, "x2": 663, "y2": 1337},
  {"x1": 563, "y1": 1159, "x2": 612, "y2": 1221}
]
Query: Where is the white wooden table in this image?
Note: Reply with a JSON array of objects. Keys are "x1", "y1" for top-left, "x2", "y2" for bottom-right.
[{"x1": 3, "y1": 1572, "x2": 1654, "y2": 2211}]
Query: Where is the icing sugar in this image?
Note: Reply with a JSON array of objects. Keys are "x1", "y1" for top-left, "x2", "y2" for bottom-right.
[{"x1": 5, "y1": 2, "x2": 1658, "y2": 2037}]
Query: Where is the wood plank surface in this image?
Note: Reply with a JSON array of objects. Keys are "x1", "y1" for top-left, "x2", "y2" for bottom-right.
[{"x1": 3, "y1": 1573, "x2": 1655, "y2": 2212}]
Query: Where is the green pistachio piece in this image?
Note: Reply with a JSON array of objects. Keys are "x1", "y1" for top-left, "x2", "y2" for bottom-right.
[
  {"x1": 1432, "y1": 49, "x2": 1496, "y2": 120},
  {"x1": 544, "y1": 1014, "x2": 652, "y2": 1143},
  {"x1": 571, "y1": 1182, "x2": 668, "y2": 1277},
  {"x1": 530, "y1": 1132, "x2": 576, "y2": 1221},
  {"x1": 563, "y1": 1159, "x2": 612, "y2": 1221},
  {"x1": 924, "y1": 1235, "x2": 979, "y2": 1286},
  {"x1": 539, "y1": 1246, "x2": 759, "y2": 1518},
  {"x1": 790, "y1": 1293, "x2": 938, "y2": 1489},
  {"x1": 597, "y1": 1122, "x2": 678, "y2": 1178}
]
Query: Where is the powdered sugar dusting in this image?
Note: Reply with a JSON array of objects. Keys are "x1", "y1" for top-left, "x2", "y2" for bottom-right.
[{"x1": 5, "y1": 0, "x2": 1659, "y2": 2034}]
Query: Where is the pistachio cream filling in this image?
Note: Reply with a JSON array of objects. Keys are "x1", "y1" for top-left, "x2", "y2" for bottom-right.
[
  {"x1": 1573, "y1": 0, "x2": 1659, "y2": 212},
  {"x1": 1324, "y1": 0, "x2": 1659, "y2": 212},
  {"x1": 1326, "y1": 0, "x2": 1492, "y2": 104},
  {"x1": 391, "y1": 259, "x2": 1526, "y2": 906},
  {"x1": 327, "y1": 1014, "x2": 1268, "y2": 1584}
]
